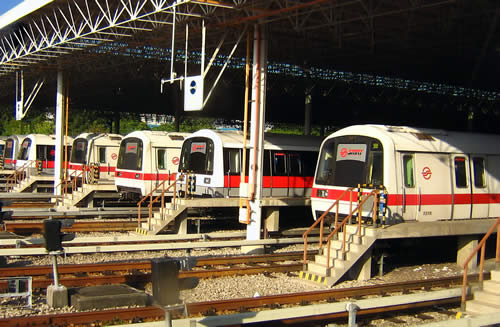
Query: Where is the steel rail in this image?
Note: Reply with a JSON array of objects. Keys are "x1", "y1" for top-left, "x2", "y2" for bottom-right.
[
  {"x1": 0, "y1": 252, "x2": 311, "y2": 277},
  {"x1": 0, "y1": 276, "x2": 477, "y2": 327}
]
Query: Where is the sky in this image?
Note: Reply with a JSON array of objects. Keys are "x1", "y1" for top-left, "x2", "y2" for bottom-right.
[{"x1": 0, "y1": 0, "x2": 24, "y2": 15}]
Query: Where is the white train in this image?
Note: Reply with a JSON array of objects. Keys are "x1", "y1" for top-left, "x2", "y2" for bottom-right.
[
  {"x1": 311, "y1": 124, "x2": 500, "y2": 223},
  {"x1": 2, "y1": 135, "x2": 25, "y2": 169},
  {"x1": 16, "y1": 134, "x2": 73, "y2": 173},
  {"x1": 115, "y1": 131, "x2": 189, "y2": 197},
  {"x1": 178, "y1": 129, "x2": 321, "y2": 198},
  {"x1": 68, "y1": 133, "x2": 123, "y2": 180}
]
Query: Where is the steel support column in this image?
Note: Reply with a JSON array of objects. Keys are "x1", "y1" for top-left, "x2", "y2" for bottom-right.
[
  {"x1": 242, "y1": 25, "x2": 267, "y2": 254},
  {"x1": 54, "y1": 71, "x2": 65, "y2": 196}
]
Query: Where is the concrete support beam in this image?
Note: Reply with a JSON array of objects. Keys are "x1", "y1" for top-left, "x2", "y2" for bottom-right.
[
  {"x1": 457, "y1": 236, "x2": 478, "y2": 270},
  {"x1": 264, "y1": 207, "x2": 279, "y2": 232},
  {"x1": 347, "y1": 249, "x2": 372, "y2": 281}
]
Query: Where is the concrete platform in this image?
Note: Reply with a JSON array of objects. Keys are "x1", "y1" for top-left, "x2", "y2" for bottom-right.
[
  {"x1": 0, "y1": 231, "x2": 23, "y2": 239},
  {"x1": 377, "y1": 218, "x2": 498, "y2": 239},
  {"x1": 70, "y1": 284, "x2": 149, "y2": 310}
]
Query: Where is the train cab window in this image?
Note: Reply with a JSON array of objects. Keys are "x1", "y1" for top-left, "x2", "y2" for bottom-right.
[
  {"x1": 157, "y1": 149, "x2": 167, "y2": 170},
  {"x1": 179, "y1": 138, "x2": 214, "y2": 175},
  {"x1": 315, "y1": 141, "x2": 335, "y2": 185},
  {"x1": 403, "y1": 155, "x2": 414, "y2": 188},
  {"x1": 472, "y1": 157, "x2": 486, "y2": 188},
  {"x1": 289, "y1": 153, "x2": 302, "y2": 176},
  {"x1": 71, "y1": 139, "x2": 88, "y2": 163},
  {"x1": 223, "y1": 148, "x2": 241, "y2": 175},
  {"x1": 117, "y1": 138, "x2": 143, "y2": 171},
  {"x1": 4, "y1": 140, "x2": 14, "y2": 159},
  {"x1": 273, "y1": 152, "x2": 287, "y2": 176},
  {"x1": 455, "y1": 157, "x2": 468, "y2": 188},
  {"x1": 98, "y1": 147, "x2": 106, "y2": 164},
  {"x1": 18, "y1": 139, "x2": 31, "y2": 160},
  {"x1": 367, "y1": 142, "x2": 383, "y2": 185}
]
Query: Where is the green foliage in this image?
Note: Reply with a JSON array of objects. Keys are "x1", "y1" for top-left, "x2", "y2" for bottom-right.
[
  {"x1": 267, "y1": 123, "x2": 323, "y2": 136},
  {"x1": 179, "y1": 117, "x2": 216, "y2": 132}
]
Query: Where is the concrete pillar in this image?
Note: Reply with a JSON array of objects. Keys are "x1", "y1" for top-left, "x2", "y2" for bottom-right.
[
  {"x1": 264, "y1": 207, "x2": 279, "y2": 233},
  {"x1": 347, "y1": 249, "x2": 372, "y2": 281},
  {"x1": 54, "y1": 71, "x2": 65, "y2": 197},
  {"x1": 242, "y1": 24, "x2": 267, "y2": 255},
  {"x1": 457, "y1": 236, "x2": 478, "y2": 270}
]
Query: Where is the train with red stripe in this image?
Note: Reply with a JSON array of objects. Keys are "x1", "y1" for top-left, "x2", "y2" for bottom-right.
[
  {"x1": 312, "y1": 124, "x2": 500, "y2": 222},
  {"x1": 16, "y1": 134, "x2": 73, "y2": 173},
  {"x1": 68, "y1": 133, "x2": 123, "y2": 180},
  {"x1": 115, "y1": 131, "x2": 189, "y2": 198},
  {"x1": 2, "y1": 135, "x2": 25, "y2": 169},
  {"x1": 178, "y1": 129, "x2": 321, "y2": 197}
]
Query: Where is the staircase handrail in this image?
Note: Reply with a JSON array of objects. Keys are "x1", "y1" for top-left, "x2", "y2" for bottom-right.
[
  {"x1": 137, "y1": 173, "x2": 185, "y2": 229},
  {"x1": 53, "y1": 169, "x2": 76, "y2": 206},
  {"x1": 323, "y1": 190, "x2": 379, "y2": 271},
  {"x1": 6, "y1": 160, "x2": 35, "y2": 191},
  {"x1": 302, "y1": 187, "x2": 355, "y2": 265},
  {"x1": 460, "y1": 217, "x2": 500, "y2": 311},
  {"x1": 146, "y1": 173, "x2": 186, "y2": 229}
]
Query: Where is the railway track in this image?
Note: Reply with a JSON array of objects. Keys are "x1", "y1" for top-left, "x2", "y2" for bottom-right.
[
  {"x1": 3, "y1": 220, "x2": 138, "y2": 234},
  {"x1": 0, "y1": 252, "x2": 311, "y2": 289},
  {"x1": 0, "y1": 275, "x2": 482, "y2": 327}
]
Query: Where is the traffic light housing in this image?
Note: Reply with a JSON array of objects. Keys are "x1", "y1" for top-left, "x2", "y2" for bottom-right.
[
  {"x1": 0, "y1": 201, "x2": 13, "y2": 224},
  {"x1": 43, "y1": 219, "x2": 75, "y2": 252}
]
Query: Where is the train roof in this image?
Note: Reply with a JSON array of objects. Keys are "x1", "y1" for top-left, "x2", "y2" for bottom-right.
[
  {"x1": 187, "y1": 130, "x2": 322, "y2": 151},
  {"x1": 328, "y1": 125, "x2": 500, "y2": 155},
  {"x1": 22, "y1": 134, "x2": 74, "y2": 145},
  {"x1": 122, "y1": 130, "x2": 189, "y2": 147},
  {"x1": 6, "y1": 135, "x2": 26, "y2": 142},
  {"x1": 74, "y1": 133, "x2": 122, "y2": 146}
]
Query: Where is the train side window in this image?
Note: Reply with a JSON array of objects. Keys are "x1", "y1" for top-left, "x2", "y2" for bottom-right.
[
  {"x1": 403, "y1": 155, "x2": 414, "y2": 188},
  {"x1": 273, "y1": 152, "x2": 287, "y2": 176},
  {"x1": 455, "y1": 157, "x2": 468, "y2": 188},
  {"x1": 472, "y1": 157, "x2": 486, "y2": 188},
  {"x1": 289, "y1": 153, "x2": 302, "y2": 176},
  {"x1": 157, "y1": 149, "x2": 167, "y2": 169},
  {"x1": 223, "y1": 148, "x2": 241, "y2": 175},
  {"x1": 263, "y1": 150, "x2": 271, "y2": 176},
  {"x1": 301, "y1": 151, "x2": 318, "y2": 176},
  {"x1": 98, "y1": 147, "x2": 106, "y2": 164}
]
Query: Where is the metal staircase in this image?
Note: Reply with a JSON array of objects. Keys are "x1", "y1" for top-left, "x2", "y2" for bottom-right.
[
  {"x1": 461, "y1": 217, "x2": 500, "y2": 316},
  {"x1": 135, "y1": 174, "x2": 189, "y2": 235},
  {"x1": 301, "y1": 187, "x2": 381, "y2": 287}
]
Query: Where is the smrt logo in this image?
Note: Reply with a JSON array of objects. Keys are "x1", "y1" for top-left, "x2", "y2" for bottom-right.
[
  {"x1": 422, "y1": 167, "x2": 432, "y2": 180},
  {"x1": 340, "y1": 147, "x2": 364, "y2": 158}
]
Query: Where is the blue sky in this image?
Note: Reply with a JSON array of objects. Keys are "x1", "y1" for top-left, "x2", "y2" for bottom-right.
[{"x1": 0, "y1": 0, "x2": 24, "y2": 15}]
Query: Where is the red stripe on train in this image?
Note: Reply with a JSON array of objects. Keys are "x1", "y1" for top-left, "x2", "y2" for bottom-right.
[
  {"x1": 312, "y1": 188, "x2": 500, "y2": 205},
  {"x1": 115, "y1": 170, "x2": 176, "y2": 181}
]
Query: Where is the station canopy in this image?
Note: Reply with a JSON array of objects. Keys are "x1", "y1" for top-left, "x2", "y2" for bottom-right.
[{"x1": 0, "y1": 0, "x2": 499, "y2": 126}]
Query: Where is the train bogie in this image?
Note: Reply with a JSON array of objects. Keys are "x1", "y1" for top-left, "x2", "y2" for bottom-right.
[
  {"x1": 179, "y1": 129, "x2": 321, "y2": 198},
  {"x1": 312, "y1": 125, "x2": 500, "y2": 222}
]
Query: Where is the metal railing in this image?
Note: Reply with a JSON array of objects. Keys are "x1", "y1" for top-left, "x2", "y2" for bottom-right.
[
  {"x1": 460, "y1": 217, "x2": 500, "y2": 311},
  {"x1": 137, "y1": 173, "x2": 187, "y2": 230},
  {"x1": 303, "y1": 188, "x2": 379, "y2": 274},
  {"x1": 6, "y1": 160, "x2": 35, "y2": 191}
]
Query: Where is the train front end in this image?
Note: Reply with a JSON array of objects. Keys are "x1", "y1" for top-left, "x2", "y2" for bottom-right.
[
  {"x1": 115, "y1": 133, "x2": 147, "y2": 197},
  {"x1": 311, "y1": 128, "x2": 385, "y2": 222},
  {"x1": 68, "y1": 134, "x2": 94, "y2": 177},
  {"x1": 178, "y1": 130, "x2": 223, "y2": 197}
]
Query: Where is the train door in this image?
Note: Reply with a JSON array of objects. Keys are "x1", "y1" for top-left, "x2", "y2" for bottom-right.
[
  {"x1": 399, "y1": 153, "x2": 418, "y2": 220},
  {"x1": 288, "y1": 152, "x2": 305, "y2": 197},
  {"x1": 271, "y1": 151, "x2": 288, "y2": 197},
  {"x1": 470, "y1": 155, "x2": 488, "y2": 218},
  {"x1": 414, "y1": 153, "x2": 452, "y2": 221},
  {"x1": 451, "y1": 155, "x2": 472, "y2": 219},
  {"x1": 486, "y1": 155, "x2": 500, "y2": 218},
  {"x1": 155, "y1": 147, "x2": 169, "y2": 188}
]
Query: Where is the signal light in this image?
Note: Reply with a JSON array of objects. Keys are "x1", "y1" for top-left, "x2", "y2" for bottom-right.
[
  {"x1": 0, "y1": 201, "x2": 13, "y2": 223},
  {"x1": 43, "y1": 219, "x2": 75, "y2": 252}
]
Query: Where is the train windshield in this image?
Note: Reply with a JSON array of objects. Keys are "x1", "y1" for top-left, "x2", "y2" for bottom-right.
[
  {"x1": 315, "y1": 136, "x2": 383, "y2": 187},
  {"x1": 4, "y1": 139, "x2": 14, "y2": 159},
  {"x1": 117, "y1": 138, "x2": 143, "y2": 171},
  {"x1": 18, "y1": 139, "x2": 31, "y2": 160},
  {"x1": 70, "y1": 138, "x2": 88, "y2": 163},
  {"x1": 179, "y1": 137, "x2": 214, "y2": 175}
]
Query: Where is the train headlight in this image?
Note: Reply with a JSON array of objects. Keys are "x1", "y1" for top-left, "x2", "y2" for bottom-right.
[
  {"x1": 117, "y1": 172, "x2": 121, "y2": 177},
  {"x1": 135, "y1": 174, "x2": 140, "y2": 179},
  {"x1": 317, "y1": 189, "x2": 328, "y2": 198},
  {"x1": 204, "y1": 177, "x2": 210, "y2": 184}
]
